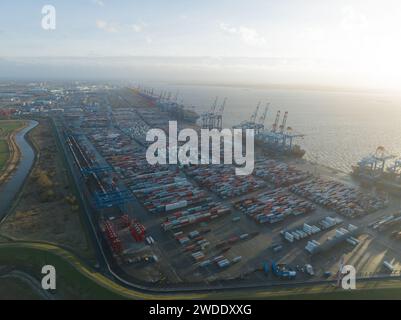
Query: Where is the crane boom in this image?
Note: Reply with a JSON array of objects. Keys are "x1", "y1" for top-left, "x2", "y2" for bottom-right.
[
  {"x1": 279, "y1": 111, "x2": 288, "y2": 133},
  {"x1": 211, "y1": 96, "x2": 218, "y2": 113},
  {"x1": 250, "y1": 101, "x2": 261, "y2": 123},
  {"x1": 272, "y1": 110, "x2": 281, "y2": 132},
  {"x1": 259, "y1": 103, "x2": 269, "y2": 125},
  {"x1": 218, "y1": 97, "x2": 227, "y2": 115}
]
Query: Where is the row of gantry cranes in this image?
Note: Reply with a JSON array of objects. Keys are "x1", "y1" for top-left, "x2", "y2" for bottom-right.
[
  {"x1": 352, "y1": 146, "x2": 401, "y2": 187},
  {"x1": 201, "y1": 98, "x2": 305, "y2": 156},
  {"x1": 139, "y1": 87, "x2": 306, "y2": 157}
]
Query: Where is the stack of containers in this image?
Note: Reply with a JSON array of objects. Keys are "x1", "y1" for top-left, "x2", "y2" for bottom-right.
[
  {"x1": 254, "y1": 159, "x2": 311, "y2": 187},
  {"x1": 103, "y1": 221, "x2": 123, "y2": 254},
  {"x1": 307, "y1": 224, "x2": 360, "y2": 255},
  {"x1": 189, "y1": 230, "x2": 200, "y2": 239},
  {"x1": 212, "y1": 255, "x2": 230, "y2": 268},
  {"x1": 129, "y1": 220, "x2": 146, "y2": 242},
  {"x1": 184, "y1": 239, "x2": 210, "y2": 253},
  {"x1": 320, "y1": 216, "x2": 343, "y2": 229},
  {"x1": 336, "y1": 228, "x2": 349, "y2": 238},
  {"x1": 233, "y1": 188, "x2": 315, "y2": 224},
  {"x1": 281, "y1": 216, "x2": 343, "y2": 243},
  {"x1": 289, "y1": 178, "x2": 387, "y2": 217},
  {"x1": 161, "y1": 203, "x2": 231, "y2": 230},
  {"x1": 106, "y1": 153, "x2": 171, "y2": 183},
  {"x1": 217, "y1": 259, "x2": 231, "y2": 268},
  {"x1": 347, "y1": 237, "x2": 360, "y2": 246},
  {"x1": 120, "y1": 214, "x2": 131, "y2": 228},
  {"x1": 88, "y1": 129, "x2": 134, "y2": 158},
  {"x1": 112, "y1": 108, "x2": 151, "y2": 145},
  {"x1": 284, "y1": 232, "x2": 294, "y2": 243},
  {"x1": 191, "y1": 251, "x2": 205, "y2": 262},
  {"x1": 305, "y1": 240, "x2": 321, "y2": 254},
  {"x1": 130, "y1": 172, "x2": 208, "y2": 213},
  {"x1": 185, "y1": 164, "x2": 267, "y2": 199}
]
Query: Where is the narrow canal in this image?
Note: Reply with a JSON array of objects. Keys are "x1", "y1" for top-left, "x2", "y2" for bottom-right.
[{"x1": 0, "y1": 120, "x2": 38, "y2": 221}]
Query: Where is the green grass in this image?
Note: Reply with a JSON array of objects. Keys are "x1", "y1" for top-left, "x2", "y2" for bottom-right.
[
  {"x1": 0, "y1": 278, "x2": 42, "y2": 300},
  {"x1": 0, "y1": 121, "x2": 24, "y2": 138},
  {"x1": 0, "y1": 243, "x2": 132, "y2": 300},
  {"x1": 0, "y1": 120, "x2": 24, "y2": 171},
  {"x1": 0, "y1": 140, "x2": 9, "y2": 171}
]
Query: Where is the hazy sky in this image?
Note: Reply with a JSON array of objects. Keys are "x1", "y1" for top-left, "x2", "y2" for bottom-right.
[{"x1": 1, "y1": 0, "x2": 401, "y2": 90}]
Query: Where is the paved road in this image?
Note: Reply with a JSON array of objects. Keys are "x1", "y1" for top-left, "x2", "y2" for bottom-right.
[{"x1": 0, "y1": 270, "x2": 56, "y2": 300}]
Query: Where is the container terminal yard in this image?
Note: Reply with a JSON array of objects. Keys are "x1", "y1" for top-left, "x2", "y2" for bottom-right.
[{"x1": 3, "y1": 82, "x2": 401, "y2": 297}]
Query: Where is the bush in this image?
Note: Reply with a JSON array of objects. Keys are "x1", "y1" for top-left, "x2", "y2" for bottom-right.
[{"x1": 35, "y1": 170, "x2": 53, "y2": 188}]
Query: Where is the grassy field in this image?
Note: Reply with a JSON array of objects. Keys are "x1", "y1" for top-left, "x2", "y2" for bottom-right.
[
  {"x1": 0, "y1": 140, "x2": 9, "y2": 171},
  {"x1": 0, "y1": 120, "x2": 24, "y2": 171},
  {"x1": 0, "y1": 121, "x2": 23, "y2": 137},
  {"x1": 0, "y1": 242, "x2": 132, "y2": 300},
  {"x1": 0, "y1": 120, "x2": 93, "y2": 259},
  {"x1": 0, "y1": 278, "x2": 42, "y2": 300}
]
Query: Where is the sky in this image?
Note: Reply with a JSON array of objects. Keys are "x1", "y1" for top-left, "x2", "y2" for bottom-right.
[{"x1": 1, "y1": 0, "x2": 401, "y2": 91}]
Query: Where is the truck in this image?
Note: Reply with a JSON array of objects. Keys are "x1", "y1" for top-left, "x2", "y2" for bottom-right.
[
  {"x1": 304, "y1": 264, "x2": 315, "y2": 276},
  {"x1": 271, "y1": 262, "x2": 297, "y2": 279}
]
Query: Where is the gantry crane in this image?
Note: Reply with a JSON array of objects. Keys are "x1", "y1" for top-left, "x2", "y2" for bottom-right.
[
  {"x1": 279, "y1": 111, "x2": 288, "y2": 133},
  {"x1": 258, "y1": 103, "x2": 269, "y2": 128},
  {"x1": 215, "y1": 97, "x2": 227, "y2": 131},
  {"x1": 356, "y1": 146, "x2": 395, "y2": 179},
  {"x1": 250, "y1": 101, "x2": 261, "y2": 123},
  {"x1": 232, "y1": 101, "x2": 269, "y2": 135},
  {"x1": 208, "y1": 96, "x2": 219, "y2": 129},
  {"x1": 271, "y1": 110, "x2": 281, "y2": 133},
  {"x1": 202, "y1": 97, "x2": 218, "y2": 129}
]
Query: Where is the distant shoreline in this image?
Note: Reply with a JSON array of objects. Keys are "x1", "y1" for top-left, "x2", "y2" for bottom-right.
[{"x1": 170, "y1": 81, "x2": 391, "y2": 96}]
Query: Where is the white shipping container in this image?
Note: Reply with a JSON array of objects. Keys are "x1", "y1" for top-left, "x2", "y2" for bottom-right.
[
  {"x1": 383, "y1": 261, "x2": 395, "y2": 272},
  {"x1": 285, "y1": 232, "x2": 294, "y2": 242},
  {"x1": 240, "y1": 233, "x2": 249, "y2": 240},
  {"x1": 166, "y1": 200, "x2": 188, "y2": 212},
  {"x1": 200, "y1": 260, "x2": 211, "y2": 267},
  {"x1": 232, "y1": 256, "x2": 242, "y2": 263}
]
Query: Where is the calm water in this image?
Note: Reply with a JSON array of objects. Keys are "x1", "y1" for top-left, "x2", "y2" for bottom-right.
[{"x1": 145, "y1": 83, "x2": 401, "y2": 173}]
